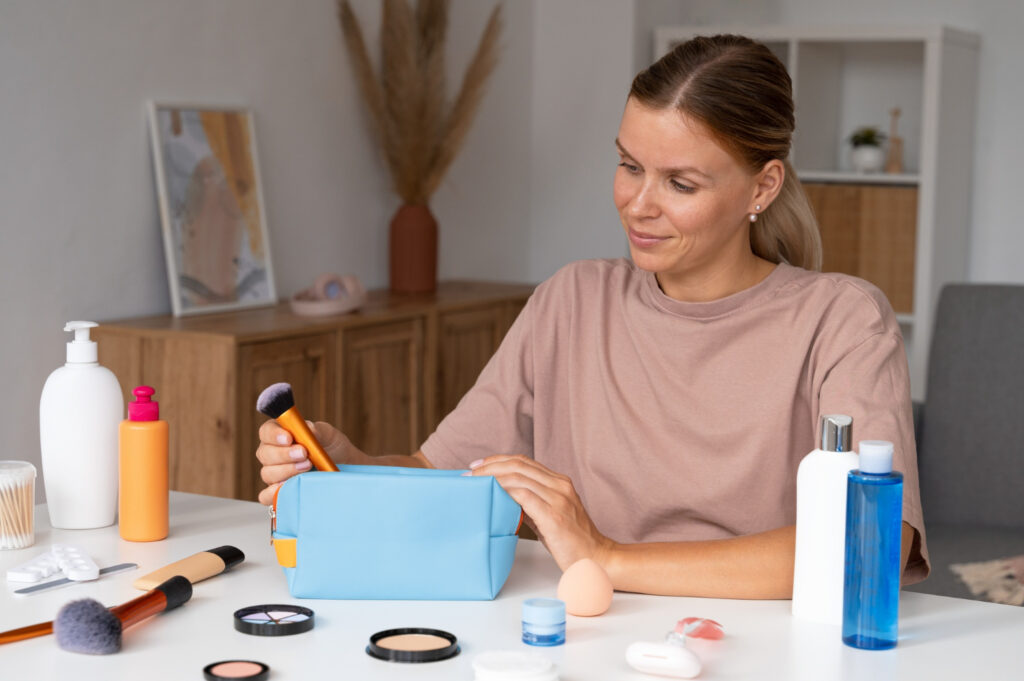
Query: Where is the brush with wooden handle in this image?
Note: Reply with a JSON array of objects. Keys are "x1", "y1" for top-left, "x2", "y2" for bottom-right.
[
  {"x1": 256, "y1": 383, "x2": 339, "y2": 472},
  {"x1": 0, "y1": 575, "x2": 192, "y2": 651}
]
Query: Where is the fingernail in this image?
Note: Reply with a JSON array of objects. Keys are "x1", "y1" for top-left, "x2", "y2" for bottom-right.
[
  {"x1": 289, "y1": 447, "x2": 305, "y2": 460},
  {"x1": 460, "y1": 471, "x2": 473, "y2": 476},
  {"x1": 469, "y1": 459, "x2": 484, "y2": 469},
  {"x1": 277, "y1": 434, "x2": 290, "y2": 445},
  {"x1": 294, "y1": 460, "x2": 312, "y2": 471}
]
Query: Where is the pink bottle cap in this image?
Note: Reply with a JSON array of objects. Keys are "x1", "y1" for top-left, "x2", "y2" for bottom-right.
[{"x1": 128, "y1": 386, "x2": 159, "y2": 421}]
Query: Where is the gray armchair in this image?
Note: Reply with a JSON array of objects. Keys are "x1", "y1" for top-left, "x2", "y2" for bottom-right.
[{"x1": 904, "y1": 284, "x2": 1024, "y2": 600}]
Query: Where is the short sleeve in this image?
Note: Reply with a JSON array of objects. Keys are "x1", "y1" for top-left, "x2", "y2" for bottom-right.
[
  {"x1": 818, "y1": 330, "x2": 930, "y2": 584},
  {"x1": 419, "y1": 295, "x2": 536, "y2": 469}
]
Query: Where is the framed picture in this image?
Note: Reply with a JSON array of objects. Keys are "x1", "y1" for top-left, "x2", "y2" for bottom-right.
[{"x1": 147, "y1": 102, "x2": 277, "y2": 316}]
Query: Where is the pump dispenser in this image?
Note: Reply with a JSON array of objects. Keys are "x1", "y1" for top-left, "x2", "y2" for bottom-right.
[
  {"x1": 792, "y1": 414, "x2": 859, "y2": 625},
  {"x1": 39, "y1": 322, "x2": 123, "y2": 529},
  {"x1": 64, "y1": 321, "x2": 99, "y2": 363}
]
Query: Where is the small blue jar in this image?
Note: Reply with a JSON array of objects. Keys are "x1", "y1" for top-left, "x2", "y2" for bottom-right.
[{"x1": 522, "y1": 598, "x2": 566, "y2": 646}]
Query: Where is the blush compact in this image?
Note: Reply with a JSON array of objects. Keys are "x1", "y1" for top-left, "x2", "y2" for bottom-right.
[
  {"x1": 233, "y1": 604, "x2": 315, "y2": 637},
  {"x1": 366, "y1": 627, "x2": 460, "y2": 663},
  {"x1": 204, "y1": 660, "x2": 270, "y2": 681}
]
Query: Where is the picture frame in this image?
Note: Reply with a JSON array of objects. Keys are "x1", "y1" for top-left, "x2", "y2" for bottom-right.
[{"x1": 147, "y1": 102, "x2": 277, "y2": 316}]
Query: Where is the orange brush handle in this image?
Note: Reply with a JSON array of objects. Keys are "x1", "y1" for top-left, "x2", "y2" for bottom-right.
[
  {"x1": 276, "y1": 407, "x2": 339, "y2": 472},
  {"x1": 0, "y1": 620, "x2": 53, "y2": 645},
  {"x1": 0, "y1": 586, "x2": 178, "y2": 646},
  {"x1": 110, "y1": 590, "x2": 168, "y2": 629}
]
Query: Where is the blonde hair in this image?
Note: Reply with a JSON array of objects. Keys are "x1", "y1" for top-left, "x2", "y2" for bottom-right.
[{"x1": 630, "y1": 35, "x2": 821, "y2": 270}]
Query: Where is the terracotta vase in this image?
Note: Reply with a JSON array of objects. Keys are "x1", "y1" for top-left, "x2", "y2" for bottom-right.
[{"x1": 389, "y1": 203, "x2": 438, "y2": 294}]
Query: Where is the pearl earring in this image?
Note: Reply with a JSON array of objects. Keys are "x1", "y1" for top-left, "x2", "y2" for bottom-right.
[{"x1": 749, "y1": 205, "x2": 762, "y2": 223}]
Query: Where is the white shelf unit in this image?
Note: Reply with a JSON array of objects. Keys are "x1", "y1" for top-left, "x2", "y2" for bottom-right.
[
  {"x1": 799, "y1": 170, "x2": 920, "y2": 185},
  {"x1": 652, "y1": 25, "x2": 979, "y2": 399}
]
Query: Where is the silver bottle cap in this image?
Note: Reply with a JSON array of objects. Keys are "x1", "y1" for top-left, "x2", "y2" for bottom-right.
[{"x1": 820, "y1": 414, "x2": 853, "y2": 452}]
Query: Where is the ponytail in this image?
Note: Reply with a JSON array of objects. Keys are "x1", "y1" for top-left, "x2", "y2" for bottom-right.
[{"x1": 752, "y1": 160, "x2": 821, "y2": 271}]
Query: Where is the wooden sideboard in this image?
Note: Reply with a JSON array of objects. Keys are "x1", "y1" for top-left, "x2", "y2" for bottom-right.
[{"x1": 95, "y1": 281, "x2": 535, "y2": 502}]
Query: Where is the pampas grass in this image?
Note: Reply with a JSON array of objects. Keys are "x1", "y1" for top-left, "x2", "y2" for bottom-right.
[{"x1": 338, "y1": 0, "x2": 502, "y2": 205}]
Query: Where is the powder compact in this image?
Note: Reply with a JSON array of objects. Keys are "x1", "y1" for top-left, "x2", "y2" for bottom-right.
[
  {"x1": 204, "y1": 660, "x2": 270, "y2": 681},
  {"x1": 233, "y1": 604, "x2": 315, "y2": 637},
  {"x1": 366, "y1": 627, "x2": 460, "y2": 663}
]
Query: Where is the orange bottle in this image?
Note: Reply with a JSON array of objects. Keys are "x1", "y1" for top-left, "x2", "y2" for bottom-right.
[{"x1": 119, "y1": 386, "x2": 168, "y2": 541}]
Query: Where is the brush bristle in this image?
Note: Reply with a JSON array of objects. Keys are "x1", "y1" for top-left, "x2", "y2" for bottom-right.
[
  {"x1": 257, "y1": 382, "x2": 295, "y2": 418},
  {"x1": 54, "y1": 598, "x2": 122, "y2": 655}
]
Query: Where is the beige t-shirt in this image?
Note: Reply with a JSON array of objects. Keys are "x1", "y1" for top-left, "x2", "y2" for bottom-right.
[{"x1": 421, "y1": 259, "x2": 929, "y2": 584}]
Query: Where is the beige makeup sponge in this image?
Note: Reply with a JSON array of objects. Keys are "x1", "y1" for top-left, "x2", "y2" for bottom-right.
[{"x1": 557, "y1": 558, "x2": 613, "y2": 616}]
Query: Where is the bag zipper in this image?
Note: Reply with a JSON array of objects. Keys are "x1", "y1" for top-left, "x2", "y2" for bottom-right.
[{"x1": 269, "y1": 484, "x2": 283, "y2": 544}]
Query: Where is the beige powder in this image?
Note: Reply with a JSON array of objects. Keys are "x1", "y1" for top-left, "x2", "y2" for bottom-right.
[{"x1": 375, "y1": 633, "x2": 451, "y2": 651}]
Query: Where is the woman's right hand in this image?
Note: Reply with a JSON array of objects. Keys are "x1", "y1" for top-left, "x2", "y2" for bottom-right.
[{"x1": 255, "y1": 419, "x2": 357, "y2": 505}]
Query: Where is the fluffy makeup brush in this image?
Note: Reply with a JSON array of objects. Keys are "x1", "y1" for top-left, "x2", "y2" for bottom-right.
[
  {"x1": 0, "y1": 575, "x2": 192, "y2": 652},
  {"x1": 256, "y1": 383, "x2": 338, "y2": 472}
]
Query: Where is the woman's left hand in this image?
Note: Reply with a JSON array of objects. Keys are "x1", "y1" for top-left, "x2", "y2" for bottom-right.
[{"x1": 469, "y1": 454, "x2": 617, "y2": 571}]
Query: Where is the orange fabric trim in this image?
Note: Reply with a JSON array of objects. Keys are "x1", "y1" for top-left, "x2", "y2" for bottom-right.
[{"x1": 274, "y1": 538, "x2": 297, "y2": 568}]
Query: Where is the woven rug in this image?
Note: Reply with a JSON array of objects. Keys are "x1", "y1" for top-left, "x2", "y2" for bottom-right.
[{"x1": 950, "y1": 555, "x2": 1024, "y2": 605}]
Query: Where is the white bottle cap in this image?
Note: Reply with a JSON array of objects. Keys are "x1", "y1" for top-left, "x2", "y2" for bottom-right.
[
  {"x1": 64, "y1": 321, "x2": 98, "y2": 364},
  {"x1": 858, "y1": 440, "x2": 894, "y2": 474}
]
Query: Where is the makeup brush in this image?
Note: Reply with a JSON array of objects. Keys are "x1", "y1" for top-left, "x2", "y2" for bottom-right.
[
  {"x1": 256, "y1": 383, "x2": 338, "y2": 472},
  {"x1": 0, "y1": 575, "x2": 192, "y2": 651}
]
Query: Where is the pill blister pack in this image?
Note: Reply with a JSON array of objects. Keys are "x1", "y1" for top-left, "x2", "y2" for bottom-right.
[{"x1": 6, "y1": 544, "x2": 100, "y2": 583}]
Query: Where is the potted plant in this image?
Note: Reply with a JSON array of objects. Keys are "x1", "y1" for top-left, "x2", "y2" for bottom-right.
[
  {"x1": 848, "y1": 126, "x2": 887, "y2": 173},
  {"x1": 338, "y1": 0, "x2": 502, "y2": 294}
]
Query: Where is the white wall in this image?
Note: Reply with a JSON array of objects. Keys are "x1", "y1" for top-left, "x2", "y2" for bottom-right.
[
  {"x1": 431, "y1": 1, "x2": 534, "y2": 282},
  {"x1": 633, "y1": 0, "x2": 781, "y2": 72},
  {"x1": 525, "y1": 1, "x2": 634, "y2": 282}
]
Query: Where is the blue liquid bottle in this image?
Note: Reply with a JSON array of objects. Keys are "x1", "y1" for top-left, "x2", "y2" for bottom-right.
[{"x1": 842, "y1": 440, "x2": 903, "y2": 650}]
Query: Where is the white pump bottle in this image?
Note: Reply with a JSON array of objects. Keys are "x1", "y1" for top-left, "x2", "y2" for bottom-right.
[
  {"x1": 792, "y1": 414, "x2": 859, "y2": 625},
  {"x1": 39, "y1": 321, "x2": 123, "y2": 529}
]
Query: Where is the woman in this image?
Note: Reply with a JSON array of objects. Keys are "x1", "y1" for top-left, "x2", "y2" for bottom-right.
[{"x1": 255, "y1": 35, "x2": 928, "y2": 598}]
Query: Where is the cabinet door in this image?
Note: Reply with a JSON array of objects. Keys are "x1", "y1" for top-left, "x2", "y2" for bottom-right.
[
  {"x1": 97, "y1": 331, "x2": 238, "y2": 500},
  {"x1": 340, "y1": 319, "x2": 425, "y2": 458},
  {"x1": 858, "y1": 186, "x2": 917, "y2": 314},
  {"x1": 432, "y1": 306, "x2": 510, "y2": 430},
  {"x1": 238, "y1": 333, "x2": 337, "y2": 501},
  {"x1": 804, "y1": 182, "x2": 918, "y2": 314}
]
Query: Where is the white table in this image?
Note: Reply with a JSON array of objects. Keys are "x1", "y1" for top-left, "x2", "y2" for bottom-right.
[{"x1": 2, "y1": 492, "x2": 1022, "y2": 680}]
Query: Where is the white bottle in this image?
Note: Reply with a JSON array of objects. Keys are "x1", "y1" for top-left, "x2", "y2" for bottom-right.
[
  {"x1": 39, "y1": 322, "x2": 123, "y2": 529},
  {"x1": 792, "y1": 414, "x2": 859, "y2": 625}
]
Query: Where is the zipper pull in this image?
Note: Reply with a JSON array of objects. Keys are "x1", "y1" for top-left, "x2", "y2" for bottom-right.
[{"x1": 268, "y1": 506, "x2": 277, "y2": 545}]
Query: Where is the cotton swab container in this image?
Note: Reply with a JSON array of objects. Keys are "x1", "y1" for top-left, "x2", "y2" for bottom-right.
[{"x1": 0, "y1": 461, "x2": 37, "y2": 549}]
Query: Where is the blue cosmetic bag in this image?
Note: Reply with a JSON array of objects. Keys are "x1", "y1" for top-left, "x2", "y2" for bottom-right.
[{"x1": 271, "y1": 466, "x2": 522, "y2": 600}]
